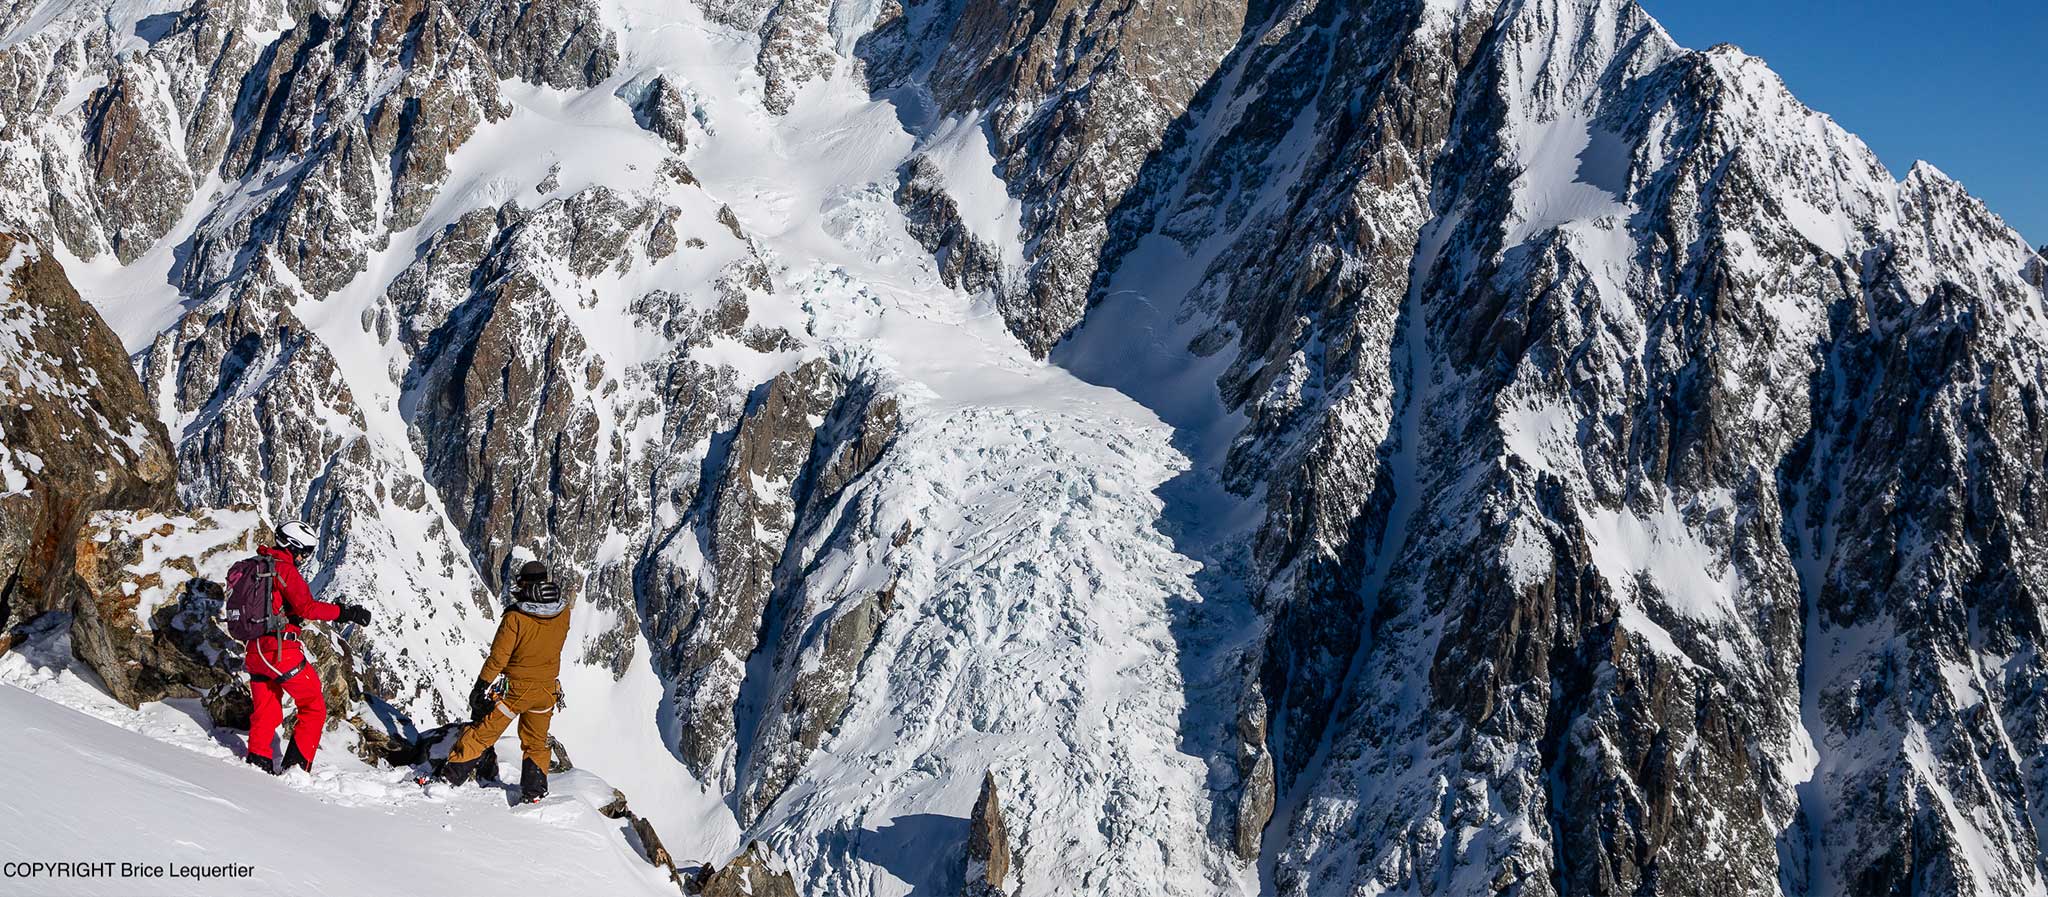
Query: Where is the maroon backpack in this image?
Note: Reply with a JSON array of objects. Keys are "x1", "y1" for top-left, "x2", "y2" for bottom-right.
[{"x1": 222, "y1": 554, "x2": 282, "y2": 642}]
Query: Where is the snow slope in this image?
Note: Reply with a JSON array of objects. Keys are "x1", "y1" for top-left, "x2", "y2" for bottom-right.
[{"x1": 0, "y1": 635, "x2": 675, "y2": 897}]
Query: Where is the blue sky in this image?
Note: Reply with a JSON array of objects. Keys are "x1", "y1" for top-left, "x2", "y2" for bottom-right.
[{"x1": 1641, "y1": 1, "x2": 2043, "y2": 247}]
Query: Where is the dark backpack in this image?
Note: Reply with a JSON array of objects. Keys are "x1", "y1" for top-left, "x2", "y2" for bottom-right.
[{"x1": 222, "y1": 555, "x2": 282, "y2": 642}]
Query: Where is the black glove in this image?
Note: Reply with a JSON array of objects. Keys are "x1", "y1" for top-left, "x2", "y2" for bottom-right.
[
  {"x1": 338, "y1": 604, "x2": 373, "y2": 625},
  {"x1": 468, "y1": 679, "x2": 493, "y2": 721}
]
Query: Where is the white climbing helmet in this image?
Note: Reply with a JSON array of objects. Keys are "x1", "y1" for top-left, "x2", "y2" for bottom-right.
[{"x1": 276, "y1": 520, "x2": 318, "y2": 555}]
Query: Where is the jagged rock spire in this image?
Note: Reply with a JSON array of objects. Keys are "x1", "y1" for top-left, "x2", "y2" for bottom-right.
[{"x1": 964, "y1": 770, "x2": 1011, "y2": 897}]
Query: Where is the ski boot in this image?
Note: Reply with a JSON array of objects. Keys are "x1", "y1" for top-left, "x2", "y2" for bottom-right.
[
  {"x1": 519, "y1": 758, "x2": 548, "y2": 804},
  {"x1": 437, "y1": 755, "x2": 483, "y2": 787},
  {"x1": 280, "y1": 743, "x2": 313, "y2": 774},
  {"x1": 475, "y1": 746, "x2": 502, "y2": 788}
]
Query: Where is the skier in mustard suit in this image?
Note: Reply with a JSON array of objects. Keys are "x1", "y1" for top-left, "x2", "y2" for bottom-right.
[{"x1": 436, "y1": 561, "x2": 569, "y2": 802}]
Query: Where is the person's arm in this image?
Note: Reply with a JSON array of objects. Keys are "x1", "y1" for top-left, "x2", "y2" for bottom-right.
[
  {"x1": 277, "y1": 562, "x2": 341, "y2": 622},
  {"x1": 478, "y1": 615, "x2": 519, "y2": 684}
]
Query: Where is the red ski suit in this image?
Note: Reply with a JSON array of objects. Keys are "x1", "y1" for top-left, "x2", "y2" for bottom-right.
[{"x1": 244, "y1": 546, "x2": 341, "y2": 765}]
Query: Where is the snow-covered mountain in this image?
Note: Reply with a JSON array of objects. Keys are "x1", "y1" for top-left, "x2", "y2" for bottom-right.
[{"x1": 2, "y1": 0, "x2": 2045, "y2": 894}]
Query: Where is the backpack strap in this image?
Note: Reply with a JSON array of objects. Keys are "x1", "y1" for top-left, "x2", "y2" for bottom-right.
[
  {"x1": 263, "y1": 554, "x2": 289, "y2": 634},
  {"x1": 254, "y1": 553, "x2": 298, "y2": 674}
]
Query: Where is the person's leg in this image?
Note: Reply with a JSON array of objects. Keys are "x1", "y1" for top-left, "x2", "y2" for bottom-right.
[
  {"x1": 468, "y1": 686, "x2": 503, "y2": 783},
  {"x1": 475, "y1": 744, "x2": 502, "y2": 786},
  {"x1": 516, "y1": 706, "x2": 552, "y2": 771},
  {"x1": 279, "y1": 669, "x2": 327, "y2": 771},
  {"x1": 516, "y1": 706, "x2": 553, "y2": 800},
  {"x1": 246, "y1": 679, "x2": 283, "y2": 764},
  {"x1": 441, "y1": 704, "x2": 513, "y2": 785},
  {"x1": 449, "y1": 705, "x2": 514, "y2": 763}
]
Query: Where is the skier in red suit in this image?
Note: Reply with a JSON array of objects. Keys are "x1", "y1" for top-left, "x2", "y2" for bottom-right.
[{"x1": 244, "y1": 520, "x2": 372, "y2": 774}]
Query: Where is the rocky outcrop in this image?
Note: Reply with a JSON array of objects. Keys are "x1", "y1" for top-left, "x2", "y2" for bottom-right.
[
  {"x1": 688, "y1": 842, "x2": 797, "y2": 897},
  {"x1": 81, "y1": 62, "x2": 196, "y2": 262},
  {"x1": 697, "y1": 0, "x2": 777, "y2": 30},
  {"x1": 859, "y1": 0, "x2": 1250, "y2": 355},
  {"x1": 178, "y1": 0, "x2": 514, "y2": 298},
  {"x1": 627, "y1": 75, "x2": 696, "y2": 154},
  {"x1": 395, "y1": 183, "x2": 771, "y2": 684},
  {"x1": 444, "y1": 0, "x2": 619, "y2": 89},
  {"x1": 0, "y1": 233, "x2": 179, "y2": 692},
  {"x1": 407, "y1": 193, "x2": 613, "y2": 589},
  {"x1": 0, "y1": 0, "x2": 280, "y2": 262},
  {"x1": 964, "y1": 771, "x2": 1011, "y2": 897},
  {"x1": 896, "y1": 155, "x2": 1003, "y2": 295},
  {"x1": 648, "y1": 358, "x2": 901, "y2": 790},
  {"x1": 598, "y1": 788, "x2": 687, "y2": 887},
  {"x1": 731, "y1": 373, "x2": 901, "y2": 820},
  {"x1": 756, "y1": 0, "x2": 834, "y2": 115},
  {"x1": 69, "y1": 509, "x2": 262, "y2": 706}
]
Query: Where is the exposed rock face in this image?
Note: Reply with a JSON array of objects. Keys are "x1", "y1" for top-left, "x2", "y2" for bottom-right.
[
  {"x1": 444, "y1": 0, "x2": 619, "y2": 89},
  {"x1": 81, "y1": 63, "x2": 196, "y2": 262},
  {"x1": 646, "y1": 358, "x2": 900, "y2": 791},
  {"x1": 1149, "y1": 3, "x2": 1503, "y2": 865},
  {"x1": 730, "y1": 374, "x2": 900, "y2": 820},
  {"x1": 599, "y1": 787, "x2": 687, "y2": 887},
  {"x1": 756, "y1": 0, "x2": 835, "y2": 115},
  {"x1": 181, "y1": 0, "x2": 517, "y2": 298},
  {"x1": 859, "y1": 0, "x2": 1251, "y2": 355},
  {"x1": 0, "y1": 233, "x2": 178, "y2": 689},
  {"x1": 857, "y1": 0, "x2": 2048, "y2": 891},
  {"x1": 0, "y1": 0, "x2": 282, "y2": 262},
  {"x1": 698, "y1": 0, "x2": 778, "y2": 31},
  {"x1": 1780, "y1": 164, "x2": 2048, "y2": 896},
  {"x1": 1030, "y1": 3, "x2": 2048, "y2": 893},
  {"x1": 627, "y1": 75, "x2": 696, "y2": 154},
  {"x1": 70, "y1": 509, "x2": 262, "y2": 706},
  {"x1": 690, "y1": 842, "x2": 798, "y2": 897},
  {"x1": 139, "y1": 273, "x2": 494, "y2": 719},
  {"x1": 964, "y1": 771, "x2": 1011, "y2": 897},
  {"x1": 897, "y1": 155, "x2": 1003, "y2": 295},
  {"x1": 407, "y1": 191, "x2": 616, "y2": 588}
]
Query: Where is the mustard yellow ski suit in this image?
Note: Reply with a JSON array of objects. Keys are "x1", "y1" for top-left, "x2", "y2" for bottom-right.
[{"x1": 448, "y1": 603, "x2": 571, "y2": 770}]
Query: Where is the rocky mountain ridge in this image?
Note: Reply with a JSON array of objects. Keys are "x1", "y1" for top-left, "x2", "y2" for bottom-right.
[
  {"x1": 0, "y1": 230, "x2": 180, "y2": 700},
  {"x1": 0, "y1": 0, "x2": 2043, "y2": 895}
]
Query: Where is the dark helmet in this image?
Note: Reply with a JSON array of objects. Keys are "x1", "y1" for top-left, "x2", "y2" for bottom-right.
[{"x1": 517, "y1": 560, "x2": 549, "y2": 583}]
